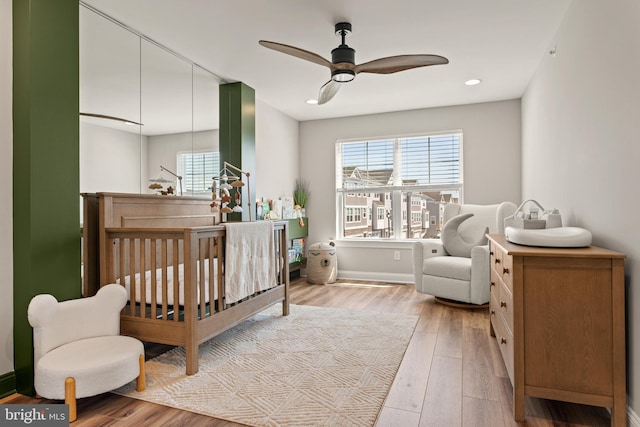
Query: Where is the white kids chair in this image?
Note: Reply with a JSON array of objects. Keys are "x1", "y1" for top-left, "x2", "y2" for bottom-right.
[{"x1": 28, "y1": 284, "x2": 145, "y2": 422}]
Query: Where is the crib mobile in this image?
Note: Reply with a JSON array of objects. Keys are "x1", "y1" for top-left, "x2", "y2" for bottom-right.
[{"x1": 211, "y1": 161, "x2": 252, "y2": 222}]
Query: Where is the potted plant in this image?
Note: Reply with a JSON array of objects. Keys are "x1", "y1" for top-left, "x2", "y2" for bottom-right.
[{"x1": 293, "y1": 179, "x2": 309, "y2": 226}]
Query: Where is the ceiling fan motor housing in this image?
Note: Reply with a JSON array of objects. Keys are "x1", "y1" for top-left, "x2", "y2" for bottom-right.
[
  {"x1": 331, "y1": 45, "x2": 355, "y2": 65},
  {"x1": 331, "y1": 22, "x2": 356, "y2": 81}
]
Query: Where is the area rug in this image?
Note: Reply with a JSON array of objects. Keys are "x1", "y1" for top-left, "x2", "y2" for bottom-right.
[{"x1": 114, "y1": 304, "x2": 418, "y2": 426}]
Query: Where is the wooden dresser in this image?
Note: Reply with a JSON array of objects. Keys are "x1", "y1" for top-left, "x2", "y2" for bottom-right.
[{"x1": 486, "y1": 234, "x2": 626, "y2": 426}]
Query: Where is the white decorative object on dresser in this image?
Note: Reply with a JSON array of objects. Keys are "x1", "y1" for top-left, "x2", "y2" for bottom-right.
[{"x1": 487, "y1": 234, "x2": 626, "y2": 427}]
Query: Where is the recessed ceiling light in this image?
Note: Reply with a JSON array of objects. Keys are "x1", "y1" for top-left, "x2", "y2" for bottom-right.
[
  {"x1": 465, "y1": 79, "x2": 482, "y2": 86},
  {"x1": 306, "y1": 99, "x2": 318, "y2": 105}
]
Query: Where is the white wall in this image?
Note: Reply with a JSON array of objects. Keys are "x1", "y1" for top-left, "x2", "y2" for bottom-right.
[
  {"x1": 521, "y1": 0, "x2": 640, "y2": 418},
  {"x1": 255, "y1": 99, "x2": 299, "y2": 202},
  {"x1": 80, "y1": 122, "x2": 147, "y2": 195},
  {"x1": 0, "y1": 0, "x2": 13, "y2": 376},
  {"x1": 299, "y1": 100, "x2": 521, "y2": 281}
]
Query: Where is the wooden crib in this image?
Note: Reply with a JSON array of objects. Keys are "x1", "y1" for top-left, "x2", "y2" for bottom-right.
[{"x1": 82, "y1": 193, "x2": 290, "y2": 375}]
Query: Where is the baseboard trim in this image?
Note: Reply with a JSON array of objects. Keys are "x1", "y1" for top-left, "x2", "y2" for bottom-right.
[
  {"x1": 0, "y1": 371, "x2": 16, "y2": 399},
  {"x1": 337, "y1": 270, "x2": 414, "y2": 285},
  {"x1": 629, "y1": 405, "x2": 640, "y2": 427}
]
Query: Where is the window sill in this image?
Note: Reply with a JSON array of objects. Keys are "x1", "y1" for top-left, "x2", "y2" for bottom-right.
[{"x1": 334, "y1": 239, "x2": 419, "y2": 250}]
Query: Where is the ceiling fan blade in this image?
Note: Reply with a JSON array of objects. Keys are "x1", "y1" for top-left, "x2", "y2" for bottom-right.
[
  {"x1": 259, "y1": 40, "x2": 332, "y2": 69},
  {"x1": 355, "y1": 54, "x2": 449, "y2": 74},
  {"x1": 318, "y1": 80, "x2": 341, "y2": 105}
]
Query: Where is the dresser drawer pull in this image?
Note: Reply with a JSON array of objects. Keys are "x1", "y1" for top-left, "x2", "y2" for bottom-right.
[
  {"x1": 490, "y1": 281, "x2": 496, "y2": 287},
  {"x1": 494, "y1": 258, "x2": 501, "y2": 264},
  {"x1": 503, "y1": 268, "x2": 510, "y2": 274},
  {"x1": 500, "y1": 301, "x2": 507, "y2": 308},
  {"x1": 490, "y1": 309, "x2": 496, "y2": 316},
  {"x1": 500, "y1": 337, "x2": 508, "y2": 345},
  {"x1": 490, "y1": 251, "x2": 494, "y2": 256}
]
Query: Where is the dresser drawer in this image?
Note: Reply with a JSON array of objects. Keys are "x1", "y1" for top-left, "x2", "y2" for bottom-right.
[
  {"x1": 490, "y1": 266, "x2": 500, "y2": 297},
  {"x1": 493, "y1": 310, "x2": 514, "y2": 385},
  {"x1": 490, "y1": 281, "x2": 500, "y2": 331},
  {"x1": 491, "y1": 244, "x2": 513, "y2": 292},
  {"x1": 501, "y1": 251, "x2": 513, "y2": 290},
  {"x1": 490, "y1": 243, "x2": 502, "y2": 274},
  {"x1": 499, "y1": 278, "x2": 514, "y2": 335}
]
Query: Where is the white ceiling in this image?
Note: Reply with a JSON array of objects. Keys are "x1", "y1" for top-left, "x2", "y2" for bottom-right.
[{"x1": 81, "y1": 0, "x2": 571, "y2": 123}]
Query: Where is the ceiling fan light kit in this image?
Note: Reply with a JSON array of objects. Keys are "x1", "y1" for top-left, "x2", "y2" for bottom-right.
[
  {"x1": 259, "y1": 21, "x2": 448, "y2": 104},
  {"x1": 332, "y1": 69, "x2": 355, "y2": 82}
]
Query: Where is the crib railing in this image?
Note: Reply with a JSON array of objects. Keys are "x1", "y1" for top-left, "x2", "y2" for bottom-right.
[{"x1": 103, "y1": 222, "x2": 289, "y2": 324}]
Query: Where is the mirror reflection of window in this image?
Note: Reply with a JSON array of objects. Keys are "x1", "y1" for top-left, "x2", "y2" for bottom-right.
[{"x1": 177, "y1": 151, "x2": 220, "y2": 197}]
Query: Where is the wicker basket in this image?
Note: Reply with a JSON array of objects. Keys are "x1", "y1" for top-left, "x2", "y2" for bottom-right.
[
  {"x1": 306, "y1": 243, "x2": 337, "y2": 284},
  {"x1": 504, "y1": 199, "x2": 547, "y2": 229}
]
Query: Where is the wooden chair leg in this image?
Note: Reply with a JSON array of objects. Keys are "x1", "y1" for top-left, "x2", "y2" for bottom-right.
[
  {"x1": 136, "y1": 354, "x2": 146, "y2": 392},
  {"x1": 64, "y1": 377, "x2": 77, "y2": 423}
]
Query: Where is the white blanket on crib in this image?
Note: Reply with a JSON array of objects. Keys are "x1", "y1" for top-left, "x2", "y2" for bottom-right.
[
  {"x1": 118, "y1": 259, "x2": 216, "y2": 306},
  {"x1": 224, "y1": 221, "x2": 276, "y2": 304}
]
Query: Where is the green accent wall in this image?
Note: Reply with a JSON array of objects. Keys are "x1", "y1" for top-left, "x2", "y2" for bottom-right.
[
  {"x1": 12, "y1": 0, "x2": 80, "y2": 395},
  {"x1": 0, "y1": 372, "x2": 16, "y2": 399},
  {"x1": 219, "y1": 82, "x2": 256, "y2": 222}
]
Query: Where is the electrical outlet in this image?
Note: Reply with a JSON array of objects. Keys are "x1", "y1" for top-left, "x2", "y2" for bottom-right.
[{"x1": 393, "y1": 250, "x2": 400, "y2": 261}]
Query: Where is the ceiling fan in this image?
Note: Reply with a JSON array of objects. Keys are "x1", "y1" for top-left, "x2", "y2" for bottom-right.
[{"x1": 259, "y1": 22, "x2": 449, "y2": 105}]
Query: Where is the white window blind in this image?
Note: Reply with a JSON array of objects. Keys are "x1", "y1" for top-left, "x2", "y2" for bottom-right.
[
  {"x1": 177, "y1": 151, "x2": 220, "y2": 195},
  {"x1": 340, "y1": 135, "x2": 460, "y2": 188},
  {"x1": 341, "y1": 140, "x2": 394, "y2": 188},
  {"x1": 399, "y1": 135, "x2": 460, "y2": 186}
]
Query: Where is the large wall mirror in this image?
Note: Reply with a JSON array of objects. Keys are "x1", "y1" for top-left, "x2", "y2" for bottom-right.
[{"x1": 79, "y1": 4, "x2": 220, "y2": 207}]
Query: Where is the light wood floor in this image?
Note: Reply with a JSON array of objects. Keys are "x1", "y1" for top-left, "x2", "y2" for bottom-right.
[{"x1": 2, "y1": 277, "x2": 613, "y2": 426}]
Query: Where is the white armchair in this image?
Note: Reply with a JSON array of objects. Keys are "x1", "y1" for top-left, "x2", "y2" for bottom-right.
[
  {"x1": 413, "y1": 202, "x2": 517, "y2": 306},
  {"x1": 28, "y1": 284, "x2": 145, "y2": 422}
]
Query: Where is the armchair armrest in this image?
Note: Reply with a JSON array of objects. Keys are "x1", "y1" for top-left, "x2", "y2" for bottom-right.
[
  {"x1": 469, "y1": 245, "x2": 491, "y2": 305},
  {"x1": 413, "y1": 239, "x2": 447, "y2": 288}
]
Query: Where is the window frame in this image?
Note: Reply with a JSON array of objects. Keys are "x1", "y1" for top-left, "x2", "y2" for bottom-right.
[{"x1": 335, "y1": 130, "x2": 463, "y2": 241}]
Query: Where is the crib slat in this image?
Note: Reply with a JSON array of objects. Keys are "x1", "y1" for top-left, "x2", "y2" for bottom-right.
[
  {"x1": 129, "y1": 238, "x2": 136, "y2": 316},
  {"x1": 150, "y1": 239, "x2": 157, "y2": 319},
  {"x1": 217, "y1": 235, "x2": 225, "y2": 312},
  {"x1": 173, "y1": 239, "x2": 180, "y2": 322},
  {"x1": 161, "y1": 240, "x2": 168, "y2": 320},
  {"x1": 118, "y1": 238, "x2": 129, "y2": 315},
  {"x1": 199, "y1": 238, "x2": 206, "y2": 320},
  {"x1": 275, "y1": 228, "x2": 282, "y2": 285},
  {"x1": 208, "y1": 237, "x2": 215, "y2": 315},
  {"x1": 183, "y1": 230, "x2": 198, "y2": 375},
  {"x1": 139, "y1": 238, "x2": 147, "y2": 319}
]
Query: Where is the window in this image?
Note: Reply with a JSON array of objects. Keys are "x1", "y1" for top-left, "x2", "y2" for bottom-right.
[
  {"x1": 345, "y1": 207, "x2": 363, "y2": 223},
  {"x1": 177, "y1": 150, "x2": 220, "y2": 196},
  {"x1": 346, "y1": 208, "x2": 354, "y2": 222},
  {"x1": 336, "y1": 132, "x2": 462, "y2": 239}
]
